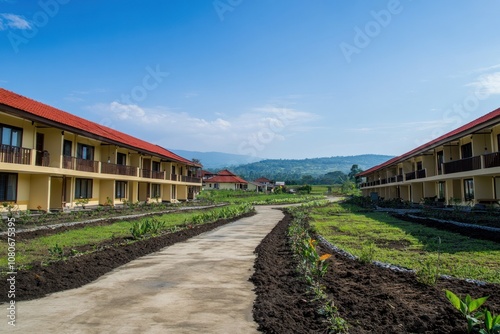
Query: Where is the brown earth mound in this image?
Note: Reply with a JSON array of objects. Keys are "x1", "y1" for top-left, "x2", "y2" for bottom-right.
[{"x1": 251, "y1": 213, "x2": 500, "y2": 334}]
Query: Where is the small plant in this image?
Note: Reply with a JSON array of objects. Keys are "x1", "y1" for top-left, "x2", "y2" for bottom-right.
[
  {"x1": 75, "y1": 197, "x2": 89, "y2": 209},
  {"x1": 130, "y1": 218, "x2": 166, "y2": 239},
  {"x1": 416, "y1": 256, "x2": 439, "y2": 286},
  {"x1": 445, "y1": 290, "x2": 489, "y2": 333},
  {"x1": 480, "y1": 310, "x2": 500, "y2": 334},
  {"x1": 48, "y1": 244, "x2": 64, "y2": 259},
  {"x1": 359, "y1": 240, "x2": 376, "y2": 263}
]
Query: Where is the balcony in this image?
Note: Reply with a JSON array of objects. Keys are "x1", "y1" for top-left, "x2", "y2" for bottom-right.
[
  {"x1": 62, "y1": 157, "x2": 99, "y2": 173},
  {"x1": 152, "y1": 170, "x2": 165, "y2": 180},
  {"x1": 0, "y1": 145, "x2": 31, "y2": 165},
  {"x1": 416, "y1": 169, "x2": 426, "y2": 179},
  {"x1": 140, "y1": 169, "x2": 151, "y2": 178},
  {"x1": 405, "y1": 171, "x2": 416, "y2": 181},
  {"x1": 170, "y1": 174, "x2": 178, "y2": 181},
  {"x1": 443, "y1": 156, "x2": 481, "y2": 174},
  {"x1": 101, "y1": 162, "x2": 138, "y2": 176},
  {"x1": 484, "y1": 152, "x2": 500, "y2": 169},
  {"x1": 182, "y1": 176, "x2": 201, "y2": 183}
]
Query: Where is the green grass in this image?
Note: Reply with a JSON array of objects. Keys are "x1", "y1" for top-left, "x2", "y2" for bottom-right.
[
  {"x1": 198, "y1": 189, "x2": 324, "y2": 205},
  {"x1": 0, "y1": 205, "x2": 249, "y2": 272},
  {"x1": 311, "y1": 203, "x2": 500, "y2": 283}
]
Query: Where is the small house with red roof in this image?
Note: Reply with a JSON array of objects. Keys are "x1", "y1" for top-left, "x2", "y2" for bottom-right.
[
  {"x1": 358, "y1": 107, "x2": 500, "y2": 206},
  {"x1": 0, "y1": 88, "x2": 202, "y2": 211},
  {"x1": 204, "y1": 169, "x2": 248, "y2": 190}
]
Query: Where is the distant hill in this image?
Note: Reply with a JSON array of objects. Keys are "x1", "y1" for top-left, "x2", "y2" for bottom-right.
[
  {"x1": 169, "y1": 149, "x2": 262, "y2": 169},
  {"x1": 230, "y1": 154, "x2": 393, "y2": 181}
]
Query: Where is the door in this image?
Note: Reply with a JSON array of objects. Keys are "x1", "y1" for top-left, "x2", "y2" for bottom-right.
[{"x1": 36, "y1": 133, "x2": 45, "y2": 166}]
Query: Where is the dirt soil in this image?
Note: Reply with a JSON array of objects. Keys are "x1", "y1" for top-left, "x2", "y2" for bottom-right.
[{"x1": 251, "y1": 213, "x2": 500, "y2": 334}]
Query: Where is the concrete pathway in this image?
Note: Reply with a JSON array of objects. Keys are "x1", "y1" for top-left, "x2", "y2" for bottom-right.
[{"x1": 5, "y1": 206, "x2": 284, "y2": 334}]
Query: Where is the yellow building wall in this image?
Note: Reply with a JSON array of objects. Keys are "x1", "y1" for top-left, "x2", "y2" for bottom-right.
[
  {"x1": 138, "y1": 182, "x2": 148, "y2": 201},
  {"x1": 0, "y1": 113, "x2": 35, "y2": 149},
  {"x1": 14, "y1": 173, "x2": 30, "y2": 211},
  {"x1": 423, "y1": 182, "x2": 436, "y2": 198},
  {"x1": 99, "y1": 179, "x2": 115, "y2": 205},
  {"x1": 29, "y1": 174, "x2": 50, "y2": 211},
  {"x1": 50, "y1": 176, "x2": 63, "y2": 209},
  {"x1": 177, "y1": 185, "x2": 187, "y2": 200},
  {"x1": 129, "y1": 181, "x2": 139, "y2": 203},
  {"x1": 37, "y1": 128, "x2": 63, "y2": 168},
  {"x1": 474, "y1": 176, "x2": 493, "y2": 200}
]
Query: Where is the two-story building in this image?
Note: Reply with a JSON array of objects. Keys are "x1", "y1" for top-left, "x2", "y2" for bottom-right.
[
  {"x1": 358, "y1": 108, "x2": 500, "y2": 206},
  {"x1": 0, "y1": 88, "x2": 202, "y2": 212}
]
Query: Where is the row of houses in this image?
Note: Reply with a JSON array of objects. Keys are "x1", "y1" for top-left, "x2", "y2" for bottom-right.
[
  {"x1": 201, "y1": 170, "x2": 277, "y2": 192},
  {"x1": 0, "y1": 88, "x2": 203, "y2": 212},
  {"x1": 357, "y1": 107, "x2": 500, "y2": 206}
]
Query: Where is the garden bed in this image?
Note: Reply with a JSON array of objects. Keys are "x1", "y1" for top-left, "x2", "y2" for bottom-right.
[
  {"x1": 252, "y1": 212, "x2": 500, "y2": 333},
  {"x1": 0, "y1": 211, "x2": 254, "y2": 302}
]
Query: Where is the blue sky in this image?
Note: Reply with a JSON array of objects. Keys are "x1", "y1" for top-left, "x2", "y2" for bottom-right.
[{"x1": 1, "y1": 0, "x2": 500, "y2": 160}]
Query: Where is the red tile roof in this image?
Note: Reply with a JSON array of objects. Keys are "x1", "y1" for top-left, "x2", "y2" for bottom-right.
[
  {"x1": 0, "y1": 88, "x2": 199, "y2": 167},
  {"x1": 205, "y1": 169, "x2": 248, "y2": 184},
  {"x1": 358, "y1": 107, "x2": 500, "y2": 176},
  {"x1": 255, "y1": 177, "x2": 271, "y2": 183}
]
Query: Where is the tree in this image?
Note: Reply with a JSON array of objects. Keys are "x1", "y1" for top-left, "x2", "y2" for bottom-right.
[{"x1": 348, "y1": 164, "x2": 363, "y2": 181}]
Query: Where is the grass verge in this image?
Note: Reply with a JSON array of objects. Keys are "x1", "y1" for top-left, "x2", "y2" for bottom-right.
[{"x1": 311, "y1": 203, "x2": 500, "y2": 283}]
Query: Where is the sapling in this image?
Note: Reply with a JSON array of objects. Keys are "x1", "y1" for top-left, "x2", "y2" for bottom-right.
[{"x1": 445, "y1": 289, "x2": 489, "y2": 333}]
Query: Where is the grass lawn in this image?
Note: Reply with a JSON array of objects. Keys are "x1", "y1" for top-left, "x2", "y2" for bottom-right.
[
  {"x1": 311, "y1": 203, "x2": 500, "y2": 283},
  {"x1": 0, "y1": 205, "x2": 249, "y2": 272}
]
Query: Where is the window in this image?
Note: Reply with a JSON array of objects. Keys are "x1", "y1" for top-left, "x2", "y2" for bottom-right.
[
  {"x1": 437, "y1": 151, "x2": 444, "y2": 173},
  {"x1": 152, "y1": 161, "x2": 160, "y2": 172},
  {"x1": 63, "y1": 140, "x2": 72, "y2": 156},
  {"x1": 117, "y1": 152, "x2": 126, "y2": 165},
  {"x1": 438, "y1": 181, "x2": 445, "y2": 199},
  {"x1": 416, "y1": 161, "x2": 423, "y2": 170},
  {"x1": 0, "y1": 173, "x2": 17, "y2": 201},
  {"x1": 151, "y1": 184, "x2": 161, "y2": 198},
  {"x1": 75, "y1": 178, "x2": 93, "y2": 199},
  {"x1": 461, "y1": 143, "x2": 473, "y2": 159},
  {"x1": 0, "y1": 124, "x2": 22, "y2": 147},
  {"x1": 115, "y1": 181, "x2": 127, "y2": 199},
  {"x1": 77, "y1": 143, "x2": 94, "y2": 160},
  {"x1": 464, "y1": 179, "x2": 474, "y2": 201},
  {"x1": 171, "y1": 165, "x2": 176, "y2": 174}
]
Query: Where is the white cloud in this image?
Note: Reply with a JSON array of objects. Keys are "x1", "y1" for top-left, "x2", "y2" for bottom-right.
[
  {"x1": 467, "y1": 72, "x2": 500, "y2": 95},
  {"x1": 85, "y1": 102, "x2": 319, "y2": 154},
  {"x1": 0, "y1": 13, "x2": 31, "y2": 30}
]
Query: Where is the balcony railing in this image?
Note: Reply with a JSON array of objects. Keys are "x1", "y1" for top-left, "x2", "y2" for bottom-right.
[
  {"x1": 182, "y1": 176, "x2": 201, "y2": 183},
  {"x1": 170, "y1": 174, "x2": 178, "y2": 181},
  {"x1": 405, "y1": 171, "x2": 416, "y2": 181},
  {"x1": 62, "y1": 157, "x2": 98, "y2": 172},
  {"x1": 416, "y1": 169, "x2": 426, "y2": 179},
  {"x1": 0, "y1": 145, "x2": 31, "y2": 165},
  {"x1": 396, "y1": 174, "x2": 404, "y2": 182},
  {"x1": 101, "y1": 162, "x2": 138, "y2": 176},
  {"x1": 140, "y1": 169, "x2": 151, "y2": 178},
  {"x1": 484, "y1": 152, "x2": 500, "y2": 169},
  {"x1": 75, "y1": 157, "x2": 99, "y2": 173},
  {"x1": 443, "y1": 156, "x2": 481, "y2": 174},
  {"x1": 35, "y1": 150, "x2": 50, "y2": 166},
  {"x1": 152, "y1": 170, "x2": 165, "y2": 180}
]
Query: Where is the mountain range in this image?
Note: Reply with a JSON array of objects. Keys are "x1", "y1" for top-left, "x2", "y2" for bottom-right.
[{"x1": 170, "y1": 149, "x2": 393, "y2": 181}]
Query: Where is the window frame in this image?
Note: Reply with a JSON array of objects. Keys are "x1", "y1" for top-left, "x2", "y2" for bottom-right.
[
  {"x1": 76, "y1": 143, "x2": 94, "y2": 160},
  {"x1": 464, "y1": 178, "x2": 474, "y2": 201},
  {"x1": 0, "y1": 173, "x2": 18, "y2": 202},
  {"x1": 115, "y1": 181, "x2": 127, "y2": 199},
  {"x1": 75, "y1": 178, "x2": 93, "y2": 199},
  {"x1": 0, "y1": 124, "x2": 23, "y2": 147},
  {"x1": 151, "y1": 184, "x2": 161, "y2": 198}
]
